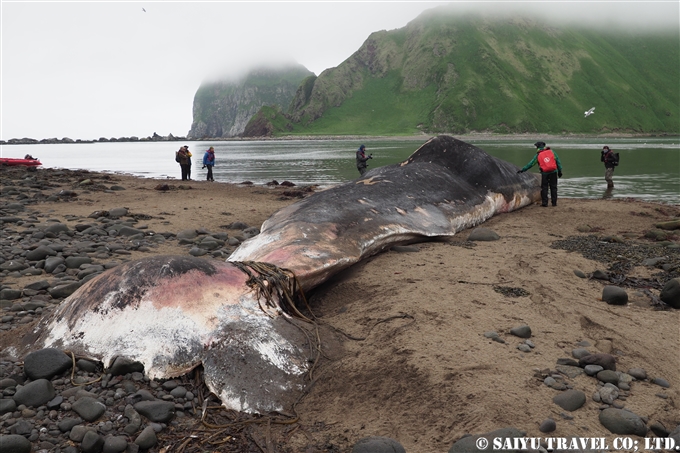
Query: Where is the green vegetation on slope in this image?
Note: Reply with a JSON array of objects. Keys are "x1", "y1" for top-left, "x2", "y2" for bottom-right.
[{"x1": 262, "y1": 10, "x2": 679, "y2": 137}]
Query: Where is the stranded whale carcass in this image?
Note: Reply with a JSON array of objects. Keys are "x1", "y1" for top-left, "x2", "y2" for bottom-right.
[{"x1": 22, "y1": 136, "x2": 540, "y2": 413}]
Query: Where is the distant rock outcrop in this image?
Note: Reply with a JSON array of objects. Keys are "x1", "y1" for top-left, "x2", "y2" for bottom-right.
[{"x1": 187, "y1": 64, "x2": 313, "y2": 139}]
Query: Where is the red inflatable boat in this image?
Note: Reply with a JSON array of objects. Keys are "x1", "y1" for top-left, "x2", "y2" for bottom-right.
[{"x1": 0, "y1": 157, "x2": 43, "y2": 167}]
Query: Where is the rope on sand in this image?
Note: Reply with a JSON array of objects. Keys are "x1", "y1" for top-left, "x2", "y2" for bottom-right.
[{"x1": 231, "y1": 261, "x2": 313, "y2": 322}]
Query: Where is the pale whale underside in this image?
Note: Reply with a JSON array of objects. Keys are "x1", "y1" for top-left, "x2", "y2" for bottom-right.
[{"x1": 23, "y1": 136, "x2": 540, "y2": 413}]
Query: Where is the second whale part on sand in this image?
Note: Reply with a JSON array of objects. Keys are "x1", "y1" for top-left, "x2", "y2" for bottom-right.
[{"x1": 25, "y1": 135, "x2": 540, "y2": 414}]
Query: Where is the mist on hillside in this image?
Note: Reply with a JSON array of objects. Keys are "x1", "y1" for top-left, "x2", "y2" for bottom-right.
[
  {"x1": 204, "y1": 2, "x2": 679, "y2": 85},
  {"x1": 418, "y1": 2, "x2": 679, "y2": 31}
]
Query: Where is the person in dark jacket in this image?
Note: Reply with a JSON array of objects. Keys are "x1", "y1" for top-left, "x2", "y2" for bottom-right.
[
  {"x1": 185, "y1": 146, "x2": 193, "y2": 180},
  {"x1": 518, "y1": 141, "x2": 563, "y2": 207},
  {"x1": 202, "y1": 146, "x2": 215, "y2": 182},
  {"x1": 356, "y1": 144, "x2": 372, "y2": 175},
  {"x1": 176, "y1": 146, "x2": 190, "y2": 181},
  {"x1": 601, "y1": 145, "x2": 617, "y2": 188}
]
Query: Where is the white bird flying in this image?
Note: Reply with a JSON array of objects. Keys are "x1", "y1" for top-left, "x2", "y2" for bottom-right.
[
  {"x1": 584, "y1": 107, "x2": 595, "y2": 117},
  {"x1": 142, "y1": 8, "x2": 146, "y2": 12}
]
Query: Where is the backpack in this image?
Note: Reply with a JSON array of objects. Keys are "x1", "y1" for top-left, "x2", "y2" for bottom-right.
[
  {"x1": 175, "y1": 152, "x2": 181, "y2": 163},
  {"x1": 537, "y1": 149, "x2": 558, "y2": 173},
  {"x1": 604, "y1": 150, "x2": 619, "y2": 167}
]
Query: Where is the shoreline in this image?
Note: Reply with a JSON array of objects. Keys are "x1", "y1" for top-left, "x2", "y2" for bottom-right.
[
  {"x1": 1, "y1": 166, "x2": 679, "y2": 452},
  {"x1": 3, "y1": 131, "x2": 678, "y2": 146}
]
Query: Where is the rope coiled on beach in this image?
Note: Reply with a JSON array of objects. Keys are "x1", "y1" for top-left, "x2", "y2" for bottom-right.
[{"x1": 231, "y1": 261, "x2": 313, "y2": 322}]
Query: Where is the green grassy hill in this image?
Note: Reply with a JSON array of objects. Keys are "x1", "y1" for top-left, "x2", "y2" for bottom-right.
[{"x1": 253, "y1": 9, "x2": 679, "y2": 136}]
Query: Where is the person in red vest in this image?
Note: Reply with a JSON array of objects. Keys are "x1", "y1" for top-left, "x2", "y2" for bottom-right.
[{"x1": 518, "y1": 141, "x2": 563, "y2": 207}]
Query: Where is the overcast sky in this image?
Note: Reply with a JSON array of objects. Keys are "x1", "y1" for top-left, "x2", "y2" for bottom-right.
[{"x1": 1, "y1": 1, "x2": 678, "y2": 141}]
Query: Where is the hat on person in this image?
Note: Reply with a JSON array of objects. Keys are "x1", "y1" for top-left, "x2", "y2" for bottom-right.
[
  {"x1": 534, "y1": 141, "x2": 546, "y2": 149},
  {"x1": 359, "y1": 144, "x2": 366, "y2": 151}
]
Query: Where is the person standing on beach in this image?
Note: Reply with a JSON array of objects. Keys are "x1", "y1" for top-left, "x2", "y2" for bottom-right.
[
  {"x1": 185, "y1": 146, "x2": 193, "y2": 180},
  {"x1": 203, "y1": 146, "x2": 215, "y2": 181},
  {"x1": 176, "y1": 146, "x2": 190, "y2": 181},
  {"x1": 356, "y1": 144, "x2": 372, "y2": 176},
  {"x1": 518, "y1": 141, "x2": 563, "y2": 207},
  {"x1": 601, "y1": 145, "x2": 617, "y2": 188}
]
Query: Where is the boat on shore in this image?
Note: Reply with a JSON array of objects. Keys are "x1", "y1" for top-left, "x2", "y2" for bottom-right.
[{"x1": 0, "y1": 157, "x2": 42, "y2": 167}]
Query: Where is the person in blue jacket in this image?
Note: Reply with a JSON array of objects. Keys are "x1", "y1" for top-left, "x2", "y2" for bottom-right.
[
  {"x1": 202, "y1": 146, "x2": 215, "y2": 182},
  {"x1": 518, "y1": 141, "x2": 563, "y2": 207}
]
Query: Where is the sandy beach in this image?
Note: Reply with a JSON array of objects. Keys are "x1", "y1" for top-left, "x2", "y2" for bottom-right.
[{"x1": 1, "y1": 165, "x2": 678, "y2": 453}]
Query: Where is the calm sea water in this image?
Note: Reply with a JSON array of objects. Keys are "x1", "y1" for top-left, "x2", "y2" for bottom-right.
[{"x1": 1, "y1": 137, "x2": 678, "y2": 203}]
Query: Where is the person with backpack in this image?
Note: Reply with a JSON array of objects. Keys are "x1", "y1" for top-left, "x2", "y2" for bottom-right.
[
  {"x1": 518, "y1": 141, "x2": 563, "y2": 207},
  {"x1": 202, "y1": 146, "x2": 215, "y2": 182},
  {"x1": 356, "y1": 144, "x2": 372, "y2": 176},
  {"x1": 601, "y1": 145, "x2": 618, "y2": 188},
  {"x1": 175, "y1": 146, "x2": 190, "y2": 181}
]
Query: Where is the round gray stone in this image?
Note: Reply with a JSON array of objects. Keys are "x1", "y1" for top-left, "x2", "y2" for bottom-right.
[
  {"x1": 602, "y1": 285, "x2": 628, "y2": 305},
  {"x1": 652, "y1": 377, "x2": 670, "y2": 388},
  {"x1": 24, "y1": 348, "x2": 73, "y2": 380},
  {"x1": 72, "y1": 396, "x2": 106, "y2": 422},
  {"x1": 133, "y1": 400, "x2": 175, "y2": 423},
  {"x1": 13, "y1": 379, "x2": 56, "y2": 407},
  {"x1": 65, "y1": 256, "x2": 92, "y2": 269},
  {"x1": 0, "y1": 398, "x2": 17, "y2": 415},
  {"x1": 584, "y1": 364, "x2": 603, "y2": 376},
  {"x1": 579, "y1": 353, "x2": 616, "y2": 371},
  {"x1": 599, "y1": 408, "x2": 648, "y2": 436},
  {"x1": 108, "y1": 356, "x2": 144, "y2": 376},
  {"x1": 352, "y1": 436, "x2": 406, "y2": 453},
  {"x1": 48, "y1": 282, "x2": 81, "y2": 298},
  {"x1": 134, "y1": 426, "x2": 158, "y2": 450},
  {"x1": 26, "y1": 245, "x2": 57, "y2": 261},
  {"x1": 108, "y1": 207, "x2": 129, "y2": 218},
  {"x1": 596, "y1": 370, "x2": 620, "y2": 385},
  {"x1": 44, "y1": 256, "x2": 65, "y2": 273},
  {"x1": 103, "y1": 435, "x2": 129, "y2": 453},
  {"x1": 468, "y1": 227, "x2": 500, "y2": 241},
  {"x1": 571, "y1": 348, "x2": 591, "y2": 359},
  {"x1": 627, "y1": 368, "x2": 647, "y2": 380},
  {"x1": 659, "y1": 278, "x2": 680, "y2": 309},
  {"x1": 81, "y1": 430, "x2": 105, "y2": 453},
  {"x1": 509, "y1": 325, "x2": 532, "y2": 338},
  {"x1": 539, "y1": 419, "x2": 556, "y2": 433},
  {"x1": 0, "y1": 434, "x2": 32, "y2": 453},
  {"x1": 599, "y1": 383, "x2": 620, "y2": 405},
  {"x1": 552, "y1": 389, "x2": 586, "y2": 412}
]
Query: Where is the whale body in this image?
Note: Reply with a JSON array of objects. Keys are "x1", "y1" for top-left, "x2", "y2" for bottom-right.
[{"x1": 23, "y1": 136, "x2": 540, "y2": 413}]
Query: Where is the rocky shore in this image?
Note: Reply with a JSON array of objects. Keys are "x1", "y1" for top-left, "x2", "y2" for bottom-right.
[
  {"x1": 1, "y1": 165, "x2": 679, "y2": 453},
  {"x1": 1, "y1": 133, "x2": 186, "y2": 146}
]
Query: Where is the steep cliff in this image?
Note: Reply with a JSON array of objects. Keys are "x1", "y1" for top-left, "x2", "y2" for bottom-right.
[
  {"x1": 188, "y1": 64, "x2": 313, "y2": 139},
  {"x1": 258, "y1": 7, "x2": 679, "y2": 136}
]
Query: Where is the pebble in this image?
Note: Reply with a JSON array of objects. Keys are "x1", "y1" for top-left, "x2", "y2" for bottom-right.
[
  {"x1": 552, "y1": 389, "x2": 586, "y2": 411},
  {"x1": 584, "y1": 364, "x2": 603, "y2": 376},
  {"x1": 467, "y1": 227, "x2": 500, "y2": 241},
  {"x1": 539, "y1": 418, "x2": 556, "y2": 433},
  {"x1": 352, "y1": 436, "x2": 406, "y2": 453},
  {"x1": 602, "y1": 285, "x2": 628, "y2": 305},
  {"x1": 578, "y1": 353, "x2": 617, "y2": 371},
  {"x1": 652, "y1": 377, "x2": 670, "y2": 388},
  {"x1": 509, "y1": 324, "x2": 531, "y2": 338}
]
